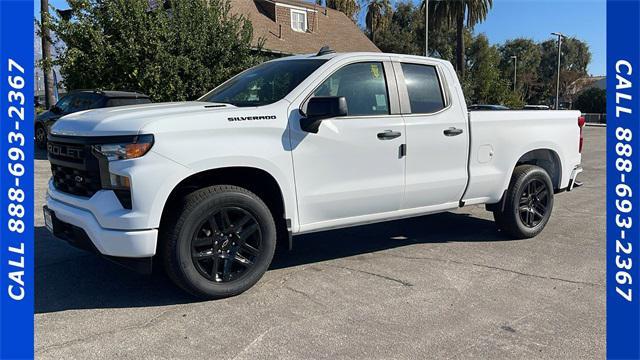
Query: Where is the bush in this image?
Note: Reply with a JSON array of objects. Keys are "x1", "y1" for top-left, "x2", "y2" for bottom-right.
[{"x1": 573, "y1": 87, "x2": 606, "y2": 114}]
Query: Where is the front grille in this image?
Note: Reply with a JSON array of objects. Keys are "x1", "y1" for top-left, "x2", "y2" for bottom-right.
[
  {"x1": 48, "y1": 139, "x2": 103, "y2": 197},
  {"x1": 51, "y1": 164, "x2": 102, "y2": 197}
]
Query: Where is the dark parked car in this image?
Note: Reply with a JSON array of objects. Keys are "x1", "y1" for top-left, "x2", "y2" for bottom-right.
[
  {"x1": 35, "y1": 90, "x2": 151, "y2": 148},
  {"x1": 468, "y1": 104, "x2": 510, "y2": 111}
]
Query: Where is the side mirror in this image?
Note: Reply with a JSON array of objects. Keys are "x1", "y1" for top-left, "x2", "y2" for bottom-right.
[
  {"x1": 50, "y1": 105, "x2": 62, "y2": 115},
  {"x1": 300, "y1": 96, "x2": 348, "y2": 133}
]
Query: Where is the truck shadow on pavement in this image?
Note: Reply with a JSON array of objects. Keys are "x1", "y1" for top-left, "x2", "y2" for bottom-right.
[{"x1": 35, "y1": 211, "x2": 514, "y2": 314}]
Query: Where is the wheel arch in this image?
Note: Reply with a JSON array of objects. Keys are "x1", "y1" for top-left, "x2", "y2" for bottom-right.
[
  {"x1": 514, "y1": 148, "x2": 562, "y2": 190},
  {"x1": 486, "y1": 148, "x2": 562, "y2": 212},
  {"x1": 159, "y1": 167, "x2": 289, "y2": 231}
]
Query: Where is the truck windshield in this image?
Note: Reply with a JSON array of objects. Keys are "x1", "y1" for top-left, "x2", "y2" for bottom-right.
[{"x1": 201, "y1": 59, "x2": 327, "y2": 107}]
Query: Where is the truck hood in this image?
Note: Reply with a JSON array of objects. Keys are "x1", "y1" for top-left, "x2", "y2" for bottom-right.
[{"x1": 50, "y1": 101, "x2": 233, "y2": 136}]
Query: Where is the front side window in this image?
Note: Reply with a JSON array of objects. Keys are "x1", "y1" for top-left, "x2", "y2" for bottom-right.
[
  {"x1": 291, "y1": 10, "x2": 307, "y2": 32},
  {"x1": 401, "y1": 63, "x2": 446, "y2": 114},
  {"x1": 54, "y1": 95, "x2": 75, "y2": 113},
  {"x1": 313, "y1": 62, "x2": 389, "y2": 116},
  {"x1": 201, "y1": 59, "x2": 326, "y2": 107}
]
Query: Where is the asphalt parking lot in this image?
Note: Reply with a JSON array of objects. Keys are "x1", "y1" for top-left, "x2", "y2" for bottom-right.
[{"x1": 34, "y1": 126, "x2": 605, "y2": 359}]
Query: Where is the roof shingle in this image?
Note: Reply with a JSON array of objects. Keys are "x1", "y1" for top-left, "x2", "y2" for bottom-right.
[{"x1": 229, "y1": 0, "x2": 380, "y2": 55}]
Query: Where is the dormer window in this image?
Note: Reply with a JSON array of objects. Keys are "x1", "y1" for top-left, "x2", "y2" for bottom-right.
[{"x1": 290, "y1": 9, "x2": 307, "y2": 32}]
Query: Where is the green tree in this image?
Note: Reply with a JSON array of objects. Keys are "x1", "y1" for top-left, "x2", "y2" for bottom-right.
[
  {"x1": 372, "y1": 1, "x2": 471, "y2": 62},
  {"x1": 428, "y1": 21, "x2": 472, "y2": 65},
  {"x1": 465, "y1": 34, "x2": 509, "y2": 104},
  {"x1": 498, "y1": 38, "x2": 543, "y2": 104},
  {"x1": 430, "y1": 0, "x2": 493, "y2": 78},
  {"x1": 501, "y1": 90, "x2": 525, "y2": 109},
  {"x1": 539, "y1": 37, "x2": 591, "y2": 104},
  {"x1": 573, "y1": 87, "x2": 606, "y2": 114},
  {"x1": 364, "y1": 0, "x2": 392, "y2": 43},
  {"x1": 315, "y1": 0, "x2": 360, "y2": 21},
  {"x1": 51, "y1": 0, "x2": 263, "y2": 102},
  {"x1": 374, "y1": 1, "x2": 422, "y2": 55}
]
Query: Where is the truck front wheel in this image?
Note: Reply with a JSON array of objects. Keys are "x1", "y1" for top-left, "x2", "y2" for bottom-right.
[
  {"x1": 493, "y1": 165, "x2": 554, "y2": 239},
  {"x1": 35, "y1": 124, "x2": 47, "y2": 149},
  {"x1": 161, "y1": 185, "x2": 276, "y2": 299}
]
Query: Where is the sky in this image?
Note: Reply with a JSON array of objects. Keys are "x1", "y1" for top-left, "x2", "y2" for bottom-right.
[
  {"x1": 35, "y1": 0, "x2": 607, "y2": 76},
  {"x1": 468, "y1": 0, "x2": 606, "y2": 76}
]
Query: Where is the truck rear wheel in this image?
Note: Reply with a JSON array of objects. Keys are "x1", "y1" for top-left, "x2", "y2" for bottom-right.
[
  {"x1": 161, "y1": 185, "x2": 276, "y2": 299},
  {"x1": 493, "y1": 165, "x2": 554, "y2": 239}
]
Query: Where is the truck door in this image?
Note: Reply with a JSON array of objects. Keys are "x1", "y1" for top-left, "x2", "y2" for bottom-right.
[
  {"x1": 395, "y1": 62, "x2": 469, "y2": 209},
  {"x1": 290, "y1": 61, "x2": 406, "y2": 229}
]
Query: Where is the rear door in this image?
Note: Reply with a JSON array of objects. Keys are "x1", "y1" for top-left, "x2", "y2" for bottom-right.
[
  {"x1": 291, "y1": 60, "x2": 406, "y2": 228},
  {"x1": 396, "y1": 61, "x2": 469, "y2": 209}
]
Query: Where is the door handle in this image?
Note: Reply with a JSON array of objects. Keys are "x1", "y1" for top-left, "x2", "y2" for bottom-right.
[
  {"x1": 443, "y1": 127, "x2": 464, "y2": 137},
  {"x1": 377, "y1": 130, "x2": 402, "y2": 140}
]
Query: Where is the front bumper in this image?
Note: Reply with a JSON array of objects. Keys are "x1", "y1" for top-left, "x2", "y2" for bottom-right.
[{"x1": 45, "y1": 193, "x2": 157, "y2": 258}]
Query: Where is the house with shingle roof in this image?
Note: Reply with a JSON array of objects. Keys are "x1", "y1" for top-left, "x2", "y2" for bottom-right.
[{"x1": 228, "y1": 0, "x2": 380, "y2": 55}]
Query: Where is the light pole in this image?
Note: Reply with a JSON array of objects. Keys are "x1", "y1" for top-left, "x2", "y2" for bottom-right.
[
  {"x1": 425, "y1": 0, "x2": 429, "y2": 56},
  {"x1": 551, "y1": 32, "x2": 566, "y2": 110},
  {"x1": 511, "y1": 55, "x2": 517, "y2": 92}
]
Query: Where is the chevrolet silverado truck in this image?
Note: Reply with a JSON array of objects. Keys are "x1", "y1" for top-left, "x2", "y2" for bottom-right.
[{"x1": 44, "y1": 50, "x2": 585, "y2": 298}]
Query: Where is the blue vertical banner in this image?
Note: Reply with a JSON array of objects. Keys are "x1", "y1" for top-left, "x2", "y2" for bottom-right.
[
  {"x1": 0, "y1": 0, "x2": 35, "y2": 359},
  {"x1": 607, "y1": 0, "x2": 640, "y2": 358}
]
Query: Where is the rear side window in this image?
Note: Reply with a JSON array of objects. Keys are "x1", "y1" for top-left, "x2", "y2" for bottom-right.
[
  {"x1": 401, "y1": 63, "x2": 446, "y2": 114},
  {"x1": 106, "y1": 98, "x2": 152, "y2": 107},
  {"x1": 314, "y1": 62, "x2": 389, "y2": 116}
]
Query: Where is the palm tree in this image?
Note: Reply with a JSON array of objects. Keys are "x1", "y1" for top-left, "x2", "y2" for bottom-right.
[
  {"x1": 364, "y1": 0, "x2": 392, "y2": 43},
  {"x1": 427, "y1": 0, "x2": 493, "y2": 78}
]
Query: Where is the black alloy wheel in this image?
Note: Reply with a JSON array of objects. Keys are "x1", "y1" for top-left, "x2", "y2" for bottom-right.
[
  {"x1": 162, "y1": 185, "x2": 277, "y2": 299},
  {"x1": 191, "y1": 207, "x2": 262, "y2": 283},
  {"x1": 492, "y1": 165, "x2": 554, "y2": 239},
  {"x1": 518, "y1": 178, "x2": 550, "y2": 228}
]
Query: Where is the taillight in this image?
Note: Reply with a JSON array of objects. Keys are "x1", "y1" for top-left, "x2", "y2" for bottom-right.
[
  {"x1": 578, "y1": 116, "x2": 586, "y2": 128},
  {"x1": 578, "y1": 116, "x2": 586, "y2": 153}
]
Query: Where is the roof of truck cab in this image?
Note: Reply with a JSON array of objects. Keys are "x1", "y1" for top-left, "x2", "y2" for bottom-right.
[{"x1": 272, "y1": 52, "x2": 450, "y2": 64}]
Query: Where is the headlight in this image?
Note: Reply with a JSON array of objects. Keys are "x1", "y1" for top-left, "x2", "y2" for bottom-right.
[
  {"x1": 92, "y1": 134, "x2": 154, "y2": 161},
  {"x1": 91, "y1": 134, "x2": 154, "y2": 210}
]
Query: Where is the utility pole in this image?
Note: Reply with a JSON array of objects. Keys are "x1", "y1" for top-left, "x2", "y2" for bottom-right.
[
  {"x1": 425, "y1": 0, "x2": 429, "y2": 56},
  {"x1": 40, "y1": 0, "x2": 55, "y2": 109},
  {"x1": 511, "y1": 55, "x2": 517, "y2": 92},
  {"x1": 551, "y1": 32, "x2": 566, "y2": 110}
]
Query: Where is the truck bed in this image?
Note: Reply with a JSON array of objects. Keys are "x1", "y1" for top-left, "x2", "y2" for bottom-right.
[{"x1": 463, "y1": 110, "x2": 583, "y2": 205}]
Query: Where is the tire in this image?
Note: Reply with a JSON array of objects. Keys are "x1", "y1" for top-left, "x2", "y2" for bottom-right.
[
  {"x1": 493, "y1": 165, "x2": 554, "y2": 239},
  {"x1": 35, "y1": 124, "x2": 47, "y2": 149},
  {"x1": 161, "y1": 185, "x2": 276, "y2": 299}
]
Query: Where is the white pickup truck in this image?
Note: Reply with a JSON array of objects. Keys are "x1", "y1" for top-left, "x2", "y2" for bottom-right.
[{"x1": 44, "y1": 50, "x2": 584, "y2": 298}]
